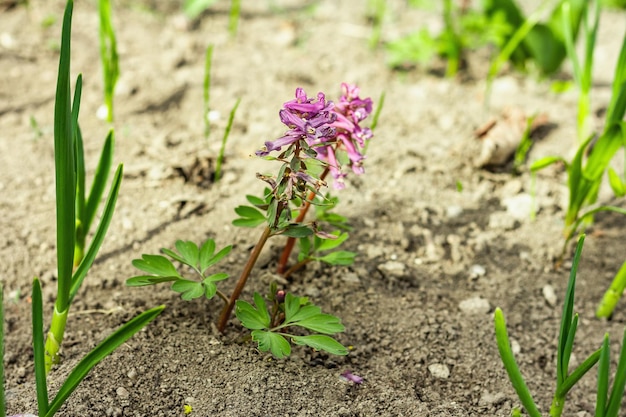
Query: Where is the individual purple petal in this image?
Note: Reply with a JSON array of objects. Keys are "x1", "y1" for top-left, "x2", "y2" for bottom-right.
[{"x1": 340, "y1": 370, "x2": 363, "y2": 384}]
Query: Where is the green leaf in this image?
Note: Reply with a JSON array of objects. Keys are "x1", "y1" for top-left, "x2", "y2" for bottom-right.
[
  {"x1": 317, "y1": 251, "x2": 356, "y2": 266},
  {"x1": 126, "y1": 275, "x2": 179, "y2": 287},
  {"x1": 236, "y1": 296, "x2": 270, "y2": 330},
  {"x1": 596, "y1": 335, "x2": 610, "y2": 417},
  {"x1": 290, "y1": 335, "x2": 348, "y2": 356},
  {"x1": 161, "y1": 248, "x2": 188, "y2": 266},
  {"x1": 203, "y1": 245, "x2": 232, "y2": 271},
  {"x1": 46, "y1": 305, "x2": 164, "y2": 416},
  {"x1": 608, "y1": 168, "x2": 626, "y2": 197},
  {"x1": 84, "y1": 130, "x2": 114, "y2": 238},
  {"x1": 287, "y1": 304, "x2": 322, "y2": 323},
  {"x1": 199, "y1": 239, "x2": 216, "y2": 272},
  {"x1": 530, "y1": 155, "x2": 566, "y2": 171},
  {"x1": 233, "y1": 217, "x2": 266, "y2": 228},
  {"x1": 171, "y1": 279, "x2": 204, "y2": 300},
  {"x1": 235, "y1": 205, "x2": 265, "y2": 220},
  {"x1": 175, "y1": 240, "x2": 200, "y2": 267},
  {"x1": 183, "y1": 0, "x2": 219, "y2": 19},
  {"x1": 33, "y1": 278, "x2": 49, "y2": 416},
  {"x1": 132, "y1": 254, "x2": 180, "y2": 277},
  {"x1": 282, "y1": 225, "x2": 313, "y2": 238},
  {"x1": 54, "y1": 0, "x2": 76, "y2": 313},
  {"x1": 293, "y1": 314, "x2": 345, "y2": 335},
  {"x1": 605, "y1": 328, "x2": 626, "y2": 417},
  {"x1": 493, "y1": 308, "x2": 542, "y2": 417},
  {"x1": 70, "y1": 164, "x2": 123, "y2": 304},
  {"x1": 283, "y1": 293, "x2": 301, "y2": 322},
  {"x1": 203, "y1": 281, "x2": 217, "y2": 299},
  {"x1": 315, "y1": 232, "x2": 349, "y2": 251},
  {"x1": 251, "y1": 330, "x2": 291, "y2": 358},
  {"x1": 246, "y1": 194, "x2": 266, "y2": 206}
]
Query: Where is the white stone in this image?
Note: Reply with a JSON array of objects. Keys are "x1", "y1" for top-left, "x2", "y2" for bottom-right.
[
  {"x1": 503, "y1": 193, "x2": 534, "y2": 220},
  {"x1": 459, "y1": 296, "x2": 490, "y2": 315},
  {"x1": 378, "y1": 261, "x2": 406, "y2": 277},
  {"x1": 543, "y1": 284, "x2": 557, "y2": 307},
  {"x1": 428, "y1": 363, "x2": 450, "y2": 379}
]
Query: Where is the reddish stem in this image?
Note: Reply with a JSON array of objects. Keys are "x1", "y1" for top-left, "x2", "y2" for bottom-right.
[
  {"x1": 276, "y1": 167, "x2": 330, "y2": 274},
  {"x1": 217, "y1": 226, "x2": 272, "y2": 333}
]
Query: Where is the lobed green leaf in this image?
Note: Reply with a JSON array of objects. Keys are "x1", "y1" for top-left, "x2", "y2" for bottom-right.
[
  {"x1": 126, "y1": 275, "x2": 179, "y2": 287},
  {"x1": 199, "y1": 239, "x2": 216, "y2": 271},
  {"x1": 175, "y1": 240, "x2": 200, "y2": 267},
  {"x1": 251, "y1": 330, "x2": 291, "y2": 358},
  {"x1": 171, "y1": 279, "x2": 204, "y2": 300},
  {"x1": 294, "y1": 314, "x2": 345, "y2": 335},
  {"x1": 317, "y1": 251, "x2": 356, "y2": 266},
  {"x1": 132, "y1": 254, "x2": 180, "y2": 278},
  {"x1": 290, "y1": 334, "x2": 348, "y2": 356},
  {"x1": 236, "y1": 297, "x2": 270, "y2": 330}
]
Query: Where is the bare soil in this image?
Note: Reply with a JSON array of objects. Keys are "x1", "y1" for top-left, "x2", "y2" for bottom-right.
[{"x1": 1, "y1": 1, "x2": 626, "y2": 416}]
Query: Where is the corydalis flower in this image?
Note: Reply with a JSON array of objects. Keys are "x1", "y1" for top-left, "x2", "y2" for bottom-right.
[
  {"x1": 257, "y1": 84, "x2": 374, "y2": 189},
  {"x1": 325, "y1": 83, "x2": 373, "y2": 188},
  {"x1": 256, "y1": 88, "x2": 337, "y2": 156}
]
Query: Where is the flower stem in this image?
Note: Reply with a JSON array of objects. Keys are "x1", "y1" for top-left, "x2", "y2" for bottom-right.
[
  {"x1": 217, "y1": 226, "x2": 272, "y2": 333},
  {"x1": 283, "y1": 258, "x2": 312, "y2": 280},
  {"x1": 277, "y1": 167, "x2": 330, "y2": 274}
]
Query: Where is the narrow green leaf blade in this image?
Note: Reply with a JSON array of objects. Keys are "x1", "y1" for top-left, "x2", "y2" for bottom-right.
[
  {"x1": 317, "y1": 251, "x2": 356, "y2": 266},
  {"x1": 33, "y1": 278, "x2": 49, "y2": 416},
  {"x1": 494, "y1": 308, "x2": 542, "y2": 417},
  {"x1": 605, "y1": 328, "x2": 626, "y2": 417},
  {"x1": 596, "y1": 335, "x2": 610, "y2": 417},
  {"x1": 84, "y1": 130, "x2": 114, "y2": 234},
  {"x1": 70, "y1": 164, "x2": 123, "y2": 303},
  {"x1": 46, "y1": 305, "x2": 164, "y2": 417},
  {"x1": 54, "y1": 0, "x2": 76, "y2": 312}
]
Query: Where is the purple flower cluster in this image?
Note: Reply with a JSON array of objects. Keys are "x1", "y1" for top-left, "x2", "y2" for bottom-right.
[{"x1": 257, "y1": 84, "x2": 374, "y2": 189}]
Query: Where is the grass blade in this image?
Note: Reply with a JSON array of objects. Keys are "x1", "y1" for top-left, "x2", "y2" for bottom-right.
[
  {"x1": 557, "y1": 235, "x2": 585, "y2": 387},
  {"x1": 494, "y1": 308, "x2": 542, "y2": 417},
  {"x1": 606, "y1": 31, "x2": 626, "y2": 127},
  {"x1": 214, "y1": 98, "x2": 240, "y2": 182},
  {"x1": 596, "y1": 260, "x2": 626, "y2": 318},
  {"x1": 605, "y1": 328, "x2": 626, "y2": 417},
  {"x1": 557, "y1": 347, "x2": 600, "y2": 396},
  {"x1": 70, "y1": 164, "x2": 123, "y2": 303},
  {"x1": 73, "y1": 76, "x2": 85, "y2": 266},
  {"x1": 54, "y1": 0, "x2": 76, "y2": 312},
  {"x1": 596, "y1": 335, "x2": 610, "y2": 417},
  {"x1": 33, "y1": 278, "x2": 49, "y2": 416},
  {"x1": 45, "y1": 305, "x2": 165, "y2": 416},
  {"x1": 99, "y1": 0, "x2": 119, "y2": 122},
  {"x1": 84, "y1": 130, "x2": 114, "y2": 238},
  {"x1": 228, "y1": 0, "x2": 241, "y2": 37}
]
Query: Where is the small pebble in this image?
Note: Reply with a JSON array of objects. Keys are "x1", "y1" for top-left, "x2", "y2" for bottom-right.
[
  {"x1": 127, "y1": 368, "x2": 137, "y2": 380},
  {"x1": 116, "y1": 387, "x2": 130, "y2": 400},
  {"x1": 377, "y1": 261, "x2": 406, "y2": 277},
  {"x1": 459, "y1": 296, "x2": 490, "y2": 315},
  {"x1": 543, "y1": 284, "x2": 557, "y2": 307},
  {"x1": 446, "y1": 205, "x2": 463, "y2": 218},
  {"x1": 469, "y1": 264, "x2": 486, "y2": 279},
  {"x1": 428, "y1": 363, "x2": 450, "y2": 379}
]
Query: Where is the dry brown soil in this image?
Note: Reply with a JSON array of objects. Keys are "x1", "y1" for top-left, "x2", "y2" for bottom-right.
[{"x1": 1, "y1": 1, "x2": 626, "y2": 416}]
